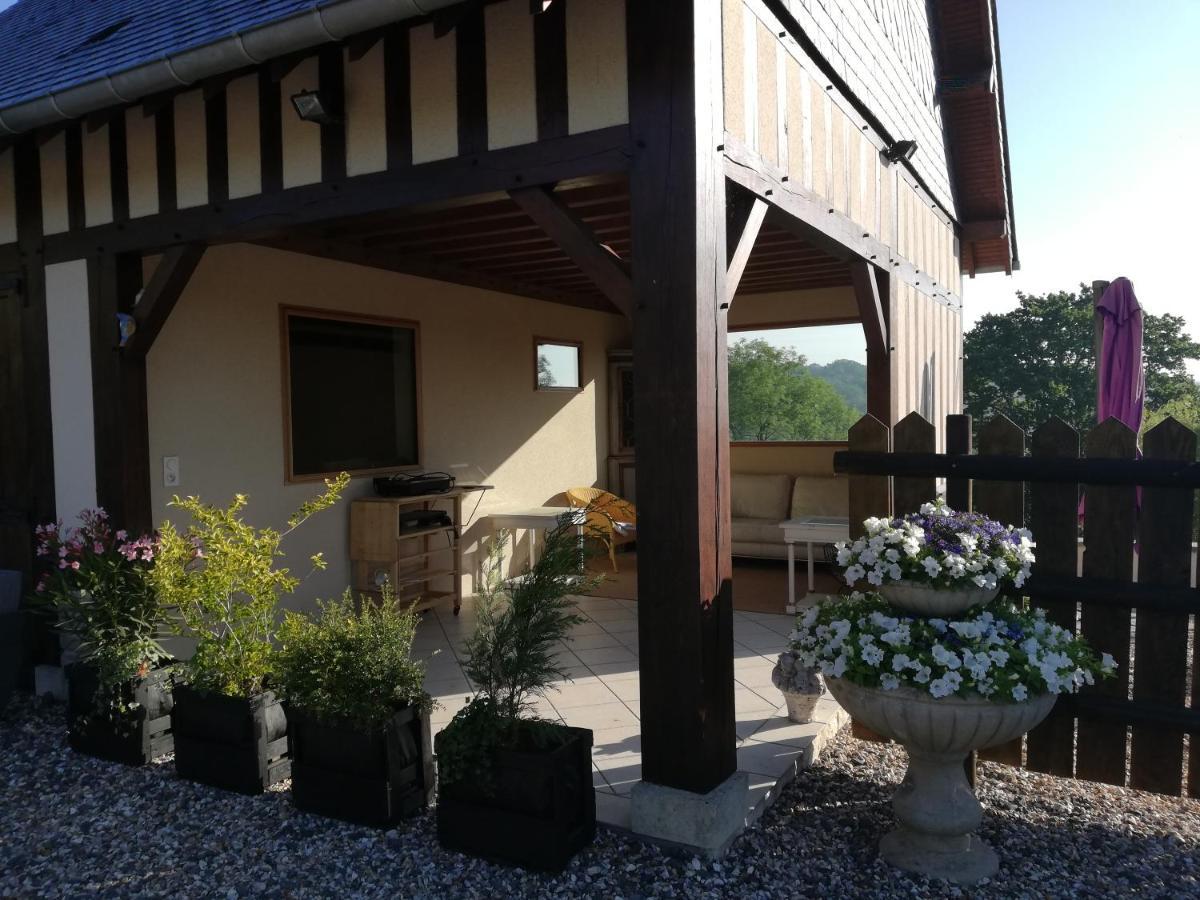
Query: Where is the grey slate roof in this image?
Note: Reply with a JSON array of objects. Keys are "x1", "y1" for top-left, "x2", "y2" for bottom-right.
[{"x1": 0, "y1": 0, "x2": 332, "y2": 110}]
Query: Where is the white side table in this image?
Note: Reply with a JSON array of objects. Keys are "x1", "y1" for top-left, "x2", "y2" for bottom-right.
[
  {"x1": 487, "y1": 506, "x2": 587, "y2": 571},
  {"x1": 780, "y1": 516, "x2": 851, "y2": 613}
]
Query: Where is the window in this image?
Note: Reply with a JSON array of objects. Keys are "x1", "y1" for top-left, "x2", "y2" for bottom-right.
[
  {"x1": 727, "y1": 324, "x2": 866, "y2": 443},
  {"x1": 535, "y1": 339, "x2": 582, "y2": 391},
  {"x1": 282, "y1": 308, "x2": 420, "y2": 480}
]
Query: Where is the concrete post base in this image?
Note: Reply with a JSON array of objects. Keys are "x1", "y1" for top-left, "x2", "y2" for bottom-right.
[{"x1": 630, "y1": 772, "x2": 749, "y2": 858}]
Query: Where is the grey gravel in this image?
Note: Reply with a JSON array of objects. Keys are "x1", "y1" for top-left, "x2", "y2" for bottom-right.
[{"x1": 3, "y1": 694, "x2": 1199, "y2": 899}]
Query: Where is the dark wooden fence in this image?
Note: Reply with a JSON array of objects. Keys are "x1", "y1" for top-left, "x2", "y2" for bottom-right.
[{"x1": 835, "y1": 411, "x2": 1200, "y2": 797}]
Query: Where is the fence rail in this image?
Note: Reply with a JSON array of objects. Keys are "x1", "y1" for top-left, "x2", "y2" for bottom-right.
[{"x1": 838, "y1": 410, "x2": 1200, "y2": 797}]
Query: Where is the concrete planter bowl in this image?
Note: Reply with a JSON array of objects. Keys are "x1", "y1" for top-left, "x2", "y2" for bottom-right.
[
  {"x1": 877, "y1": 583, "x2": 999, "y2": 616},
  {"x1": 826, "y1": 678, "x2": 1056, "y2": 885}
]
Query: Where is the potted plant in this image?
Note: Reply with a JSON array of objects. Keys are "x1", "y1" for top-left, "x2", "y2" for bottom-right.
[
  {"x1": 435, "y1": 514, "x2": 602, "y2": 872},
  {"x1": 792, "y1": 589, "x2": 1115, "y2": 884},
  {"x1": 151, "y1": 474, "x2": 347, "y2": 795},
  {"x1": 771, "y1": 649, "x2": 826, "y2": 723},
  {"x1": 835, "y1": 498, "x2": 1035, "y2": 615},
  {"x1": 32, "y1": 510, "x2": 173, "y2": 765},
  {"x1": 276, "y1": 586, "x2": 435, "y2": 826}
]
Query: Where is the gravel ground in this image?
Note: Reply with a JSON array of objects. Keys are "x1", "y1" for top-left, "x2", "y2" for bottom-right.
[{"x1": 3, "y1": 695, "x2": 1199, "y2": 900}]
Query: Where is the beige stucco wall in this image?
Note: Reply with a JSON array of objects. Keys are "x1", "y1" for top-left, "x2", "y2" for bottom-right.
[{"x1": 146, "y1": 243, "x2": 628, "y2": 613}]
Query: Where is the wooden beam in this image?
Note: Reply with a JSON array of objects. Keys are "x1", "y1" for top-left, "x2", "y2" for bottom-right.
[
  {"x1": 508, "y1": 185, "x2": 633, "y2": 317},
  {"x1": 628, "y1": 0, "x2": 737, "y2": 796},
  {"x1": 43, "y1": 126, "x2": 631, "y2": 262},
  {"x1": 123, "y1": 244, "x2": 206, "y2": 357},
  {"x1": 850, "y1": 260, "x2": 886, "y2": 355},
  {"x1": 724, "y1": 195, "x2": 768, "y2": 306},
  {"x1": 90, "y1": 252, "x2": 152, "y2": 532},
  {"x1": 851, "y1": 261, "x2": 892, "y2": 424},
  {"x1": 261, "y1": 235, "x2": 617, "y2": 315}
]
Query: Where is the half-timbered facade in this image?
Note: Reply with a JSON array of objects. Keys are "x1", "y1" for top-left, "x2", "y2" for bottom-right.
[{"x1": 0, "y1": 0, "x2": 1016, "y2": 848}]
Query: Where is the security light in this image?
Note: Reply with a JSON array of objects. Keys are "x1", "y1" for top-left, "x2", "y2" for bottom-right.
[
  {"x1": 290, "y1": 89, "x2": 340, "y2": 126},
  {"x1": 883, "y1": 139, "x2": 918, "y2": 164}
]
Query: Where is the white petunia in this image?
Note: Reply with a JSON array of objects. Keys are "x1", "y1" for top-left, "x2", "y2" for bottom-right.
[
  {"x1": 1101, "y1": 652, "x2": 1117, "y2": 673},
  {"x1": 892, "y1": 653, "x2": 912, "y2": 672},
  {"x1": 922, "y1": 556, "x2": 943, "y2": 578},
  {"x1": 1011, "y1": 683, "x2": 1028, "y2": 702},
  {"x1": 844, "y1": 564, "x2": 866, "y2": 586},
  {"x1": 880, "y1": 673, "x2": 900, "y2": 691},
  {"x1": 861, "y1": 644, "x2": 885, "y2": 667}
]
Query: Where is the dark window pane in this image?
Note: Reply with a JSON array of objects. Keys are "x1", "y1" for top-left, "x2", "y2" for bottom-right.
[{"x1": 287, "y1": 314, "x2": 418, "y2": 476}]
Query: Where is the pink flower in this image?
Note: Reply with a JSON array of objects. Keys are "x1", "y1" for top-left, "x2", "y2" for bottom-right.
[
  {"x1": 70, "y1": 561, "x2": 80, "y2": 570},
  {"x1": 35, "y1": 578, "x2": 47, "y2": 593},
  {"x1": 58, "y1": 560, "x2": 67, "y2": 569},
  {"x1": 58, "y1": 547, "x2": 67, "y2": 558},
  {"x1": 93, "y1": 541, "x2": 105, "y2": 553},
  {"x1": 116, "y1": 530, "x2": 127, "y2": 541}
]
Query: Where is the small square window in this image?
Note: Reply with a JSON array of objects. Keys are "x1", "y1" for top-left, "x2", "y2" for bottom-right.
[{"x1": 535, "y1": 339, "x2": 583, "y2": 391}]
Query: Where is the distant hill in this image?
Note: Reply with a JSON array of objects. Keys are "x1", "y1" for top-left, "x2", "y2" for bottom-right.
[{"x1": 807, "y1": 359, "x2": 867, "y2": 413}]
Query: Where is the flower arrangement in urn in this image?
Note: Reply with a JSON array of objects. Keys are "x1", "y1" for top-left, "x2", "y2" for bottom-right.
[
  {"x1": 835, "y1": 498, "x2": 1035, "y2": 615},
  {"x1": 806, "y1": 501, "x2": 1115, "y2": 885}
]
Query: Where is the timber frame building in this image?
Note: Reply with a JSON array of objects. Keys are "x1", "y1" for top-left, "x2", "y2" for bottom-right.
[{"x1": 0, "y1": 0, "x2": 1016, "y2": 833}]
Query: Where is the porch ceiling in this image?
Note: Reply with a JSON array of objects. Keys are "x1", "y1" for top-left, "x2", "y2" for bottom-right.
[{"x1": 257, "y1": 176, "x2": 852, "y2": 314}]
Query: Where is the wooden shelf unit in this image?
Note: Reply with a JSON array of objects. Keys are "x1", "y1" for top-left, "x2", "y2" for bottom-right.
[{"x1": 349, "y1": 486, "x2": 490, "y2": 614}]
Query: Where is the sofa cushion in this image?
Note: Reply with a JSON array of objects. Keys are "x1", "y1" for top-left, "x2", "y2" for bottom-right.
[
  {"x1": 731, "y1": 516, "x2": 788, "y2": 545},
  {"x1": 731, "y1": 473, "x2": 792, "y2": 521},
  {"x1": 790, "y1": 476, "x2": 848, "y2": 519}
]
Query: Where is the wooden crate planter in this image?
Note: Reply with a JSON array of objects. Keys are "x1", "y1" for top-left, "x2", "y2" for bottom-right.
[
  {"x1": 65, "y1": 664, "x2": 174, "y2": 766},
  {"x1": 437, "y1": 725, "x2": 595, "y2": 872},
  {"x1": 289, "y1": 705, "x2": 434, "y2": 827},
  {"x1": 172, "y1": 685, "x2": 290, "y2": 794}
]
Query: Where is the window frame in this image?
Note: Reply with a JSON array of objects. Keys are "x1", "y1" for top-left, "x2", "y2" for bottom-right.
[
  {"x1": 533, "y1": 336, "x2": 584, "y2": 393},
  {"x1": 280, "y1": 305, "x2": 423, "y2": 484}
]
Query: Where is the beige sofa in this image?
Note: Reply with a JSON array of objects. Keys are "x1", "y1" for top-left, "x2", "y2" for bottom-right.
[{"x1": 730, "y1": 472, "x2": 848, "y2": 560}]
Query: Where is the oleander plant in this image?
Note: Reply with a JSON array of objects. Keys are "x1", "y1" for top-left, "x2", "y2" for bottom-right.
[
  {"x1": 33, "y1": 509, "x2": 168, "y2": 725},
  {"x1": 835, "y1": 497, "x2": 1035, "y2": 591},
  {"x1": 789, "y1": 591, "x2": 1116, "y2": 703}
]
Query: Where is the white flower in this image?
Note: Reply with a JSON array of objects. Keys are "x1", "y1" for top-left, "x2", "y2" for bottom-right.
[
  {"x1": 831, "y1": 654, "x2": 848, "y2": 678},
  {"x1": 929, "y1": 676, "x2": 954, "y2": 699},
  {"x1": 1011, "y1": 683, "x2": 1028, "y2": 702},
  {"x1": 880, "y1": 673, "x2": 900, "y2": 691},
  {"x1": 866, "y1": 567, "x2": 884, "y2": 586},
  {"x1": 922, "y1": 556, "x2": 943, "y2": 578},
  {"x1": 1101, "y1": 652, "x2": 1117, "y2": 673},
  {"x1": 844, "y1": 564, "x2": 866, "y2": 586},
  {"x1": 928, "y1": 618, "x2": 948, "y2": 634},
  {"x1": 858, "y1": 633, "x2": 876, "y2": 647},
  {"x1": 836, "y1": 547, "x2": 853, "y2": 567},
  {"x1": 888, "y1": 564, "x2": 903, "y2": 580},
  {"x1": 860, "y1": 548, "x2": 879, "y2": 566},
  {"x1": 880, "y1": 626, "x2": 911, "y2": 647},
  {"x1": 931, "y1": 644, "x2": 961, "y2": 670},
  {"x1": 912, "y1": 664, "x2": 931, "y2": 684},
  {"x1": 892, "y1": 653, "x2": 912, "y2": 672},
  {"x1": 862, "y1": 644, "x2": 885, "y2": 667},
  {"x1": 885, "y1": 548, "x2": 900, "y2": 563}
]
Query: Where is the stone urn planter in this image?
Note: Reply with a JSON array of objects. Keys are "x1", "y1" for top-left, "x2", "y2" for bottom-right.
[
  {"x1": 877, "y1": 583, "x2": 999, "y2": 617},
  {"x1": 826, "y1": 677, "x2": 1056, "y2": 885},
  {"x1": 772, "y1": 650, "x2": 826, "y2": 723}
]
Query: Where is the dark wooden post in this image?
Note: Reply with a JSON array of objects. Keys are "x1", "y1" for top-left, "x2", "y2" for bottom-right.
[
  {"x1": 628, "y1": 0, "x2": 736, "y2": 795},
  {"x1": 89, "y1": 253, "x2": 152, "y2": 534},
  {"x1": 945, "y1": 413, "x2": 972, "y2": 511},
  {"x1": 851, "y1": 262, "x2": 892, "y2": 425}
]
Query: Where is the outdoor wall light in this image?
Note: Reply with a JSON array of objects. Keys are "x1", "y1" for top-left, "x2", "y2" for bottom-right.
[
  {"x1": 883, "y1": 139, "x2": 919, "y2": 164},
  {"x1": 290, "y1": 89, "x2": 341, "y2": 126}
]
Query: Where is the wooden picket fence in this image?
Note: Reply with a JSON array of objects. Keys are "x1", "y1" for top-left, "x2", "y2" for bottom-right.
[{"x1": 834, "y1": 410, "x2": 1200, "y2": 797}]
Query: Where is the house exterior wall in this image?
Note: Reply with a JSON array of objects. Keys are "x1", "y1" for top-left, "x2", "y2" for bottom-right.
[{"x1": 145, "y1": 242, "x2": 628, "y2": 613}]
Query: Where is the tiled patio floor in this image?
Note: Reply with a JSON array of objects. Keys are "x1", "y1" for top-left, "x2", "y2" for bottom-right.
[{"x1": 415, "y1": 594, "x2": 847, "y2": 834}]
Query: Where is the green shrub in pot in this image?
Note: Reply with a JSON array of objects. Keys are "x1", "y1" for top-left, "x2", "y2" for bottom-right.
[
  {"x1": 149, "y1": 474, "x2": 348, "y2": 794},
  {"x1": 435, "y1": 512, "x2": 605, "y2": 871},
  {"x1": 276, "y1": 586, "x2": 436, "y2": 825}
]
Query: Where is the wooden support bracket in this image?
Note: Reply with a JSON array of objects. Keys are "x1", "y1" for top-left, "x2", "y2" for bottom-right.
[
  {"x1": 124, "y1": 244, "x2": 206, "y2": 356},
  {"x1": 724, "y1": 194, "x2": 768, "y2": 308},
  {"x1": 508, "y1": 184, "x2": 633, "y2": 318},
  {"x1": 850, "y1": 260, "x2": 887, "y2": 355}
]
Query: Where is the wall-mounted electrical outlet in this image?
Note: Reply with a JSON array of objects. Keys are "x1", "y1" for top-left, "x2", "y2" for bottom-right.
[{"x1": 163, "y1": 456, "x2": 180, "y2": 487}]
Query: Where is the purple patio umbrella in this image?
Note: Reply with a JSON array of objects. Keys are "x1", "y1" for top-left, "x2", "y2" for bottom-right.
[{"x1": 1095, "y1": 277, "x2": 1145, "y2": 437}]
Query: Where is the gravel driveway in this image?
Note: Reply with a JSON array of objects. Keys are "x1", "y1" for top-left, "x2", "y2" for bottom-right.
[{"x1": 3, "y1": 695, "x2": 1198, "y2": 899}]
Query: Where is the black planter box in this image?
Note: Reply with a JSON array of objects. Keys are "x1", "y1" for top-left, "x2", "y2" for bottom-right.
[
  {"x1": 437, "y1": 725, "x2": 595, "y2": 872},
  {"x1": 172, "y1": 685, "x2": 290, "y2": 794},
  {"x1": 289, "y1": 705, "x2": 435, "y2": 827},
  {"x1": 66, "y1": 664, "x2": 174, "y2": 766}
]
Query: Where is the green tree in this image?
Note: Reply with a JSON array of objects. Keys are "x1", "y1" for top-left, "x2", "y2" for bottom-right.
[
  {"x1": 728, "y1": 339, "x2": 861, "y2": 441},
  {"x1": 965, "y1": 285, "x2": 1200, "y2": 435}
]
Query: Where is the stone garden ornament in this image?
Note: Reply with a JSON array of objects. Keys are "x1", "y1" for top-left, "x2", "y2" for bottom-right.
[{"x1": 789, "y1": 499, "x2": 1115, "y2": 885}]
